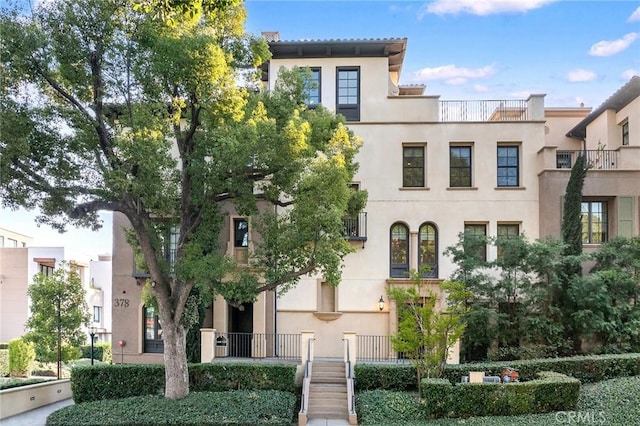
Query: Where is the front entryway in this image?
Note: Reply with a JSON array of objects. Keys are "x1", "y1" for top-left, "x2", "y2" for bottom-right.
[{"x1": 228, "y1": 303, "x2": 253, "y2": 357}]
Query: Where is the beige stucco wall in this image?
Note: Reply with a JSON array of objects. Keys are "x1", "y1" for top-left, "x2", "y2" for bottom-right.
[{"x1": 0, "y1": 248, "x2": 29, "y2": 342}]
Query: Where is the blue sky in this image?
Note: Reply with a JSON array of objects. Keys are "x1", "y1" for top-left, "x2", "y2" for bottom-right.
[
  {"x1": 245, "y1": 0, "x2": 640, "y2": 107},
  {"x1": 2, "y1": 0, "x2": 639, "y2": 256}
]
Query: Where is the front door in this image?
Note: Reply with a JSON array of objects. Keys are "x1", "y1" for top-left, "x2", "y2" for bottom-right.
[{"x1": 229, "y1": 303, "x2": 253, "y2": 357}]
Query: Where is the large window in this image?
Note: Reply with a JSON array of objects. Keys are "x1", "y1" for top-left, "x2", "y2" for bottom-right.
[
  {"x1": 144, "y1": 306, "x2": 163, "y2": 353},
  {"x1": 496, "y1": 223, "x2": 520, "y2": 258},
  {"x1": 403, "y1": 146, "x2": 425, "y2": 187},
  {"x1": 93, "y1": 306, "x2": 101, "y2": 323},
  {"x1": 336, "y1": 67, "x2": 360, "y2": 121},
  {"x1": 418, "y1": 223, "x2": 438, "y2": 277},
  {"x1": 234, "y1": 219, "x2": 249, "y2": 248},
  {"x1": 497, "y1": 146, "x2": 519, "y2": 187},
  {"x1": 303, "y1": 67, "x2": 321, "y2": 107},
  {"x1": 464, "y1": 224, "x2": 487, "y2": 261},
  {"x1": 39, "y1": 263, "x2": 54, "y2": 276},
  {"x1": 390, "y1": 223, "x2": 409, "y2": 277},
  {"x1": 581, "y1": 201, "x2": 608, "y2": 244},
  {"x1": 450, "y1": 146, "x2": 472, "y2": 187},
  {"x1": 622, "y1": 121, "x2": 629, "y2": 146}
]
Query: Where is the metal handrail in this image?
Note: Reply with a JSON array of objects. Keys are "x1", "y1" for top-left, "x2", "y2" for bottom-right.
[
  {"x1": 343, "y1": 338, "x2": 356, "y2": 418},
  {"x1": 299, "y1": 338, "x2": 314, "y2": 415}
]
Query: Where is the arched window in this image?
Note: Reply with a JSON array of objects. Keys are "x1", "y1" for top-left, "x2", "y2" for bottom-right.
[
  {"x1": 390, "y1": 223, "x2": 409, "y2": 277},
  {"x1": 419, "y1": 223, "x2": 438, "y2": 278}
]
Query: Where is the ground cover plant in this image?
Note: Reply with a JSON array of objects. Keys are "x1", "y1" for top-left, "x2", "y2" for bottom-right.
[
  {"x1": 356, "y1": 375, "x2": 640, "y2": 425},
  {"x1": 46, "y1": 390, "x2": 296, "y2": 426}
]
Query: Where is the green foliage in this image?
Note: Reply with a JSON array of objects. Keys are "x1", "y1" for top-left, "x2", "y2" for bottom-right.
[
  {"x1": 354, "y1": 364, "x2": 417, "y2": 391},
  {"x1": 71, "y1": 363, "x2": 297, "y2": 403},
  {"x1": 47, "y1": 390, "x2": 296, "y2": 426},
  {"x1": 1, "y1": 0, "x2": 363, "y2": 399},
  {"x1": 388, "y1": 269, "x2": 469, "y2": 389},
  {"x1": 441, "y1": 353, "x2": 640, "y2": 384},
  {"x1": 0, "y1": 378, "x2": 53, "y2": 390},
  {"x1": 572, "y1": 236, "x2": 640, "y2": 352},
  {"x1": 576, "y1": 376, "x2": 640, "y2": 425},
  {"x1": 24, "y1": 265, "x2": 90, "y2": 363},
  {"x1": 356, "y1": 390, "x2": 425, "y2": 425},
  {"x1": 80, "y1": 342, "x2": 112, "y2": 363},
  {"x1": 0, "y1": 349, "x2": 9, "y2": 377},
  {"x1": 561, "y1": 154, "x2": 588, "y2": 259},
  {"x1": 8, "y1": 338, "x2": 36, "y2": 377},
  {"x1": 421, "y1": 372, "x2": 580, "y2": 418}
]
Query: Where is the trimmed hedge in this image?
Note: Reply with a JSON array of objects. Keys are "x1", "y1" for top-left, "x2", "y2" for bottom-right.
[
  {"x1": 356, "y1": 390, "x2": 424, "y2": 425},
  {"x1": 47, "y1": 390, "x2": 297, "y2": 426},
  {"x1": 441, "y1": 353, "x2": 640, "y2": 384},
  {"x1": 355, "y1": 353, "x2": 640, "y2": 391},
  {"x1": 8, "y1": 338, "x2": 35, "y2": 377},
  {"x1": 422, "y1": 372, "x2": 580, "y2": 418},
  {"x1": 71, "y1": 362, "x2": 297, "y2": 403},
  {"x1": 354, "y1": 363, "x2": 417, "y2": 391}
]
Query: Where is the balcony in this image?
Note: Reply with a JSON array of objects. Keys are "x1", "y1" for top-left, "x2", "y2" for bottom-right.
[
  {"x1": 556, "y1": 150, "x2": 619, "y2": 170},
  {"x1": 343, "y1": 212, "x2": 367, "y2": 242},
  {"x1": 439, "y1": 99, "x2": 530, "y2": 122}
]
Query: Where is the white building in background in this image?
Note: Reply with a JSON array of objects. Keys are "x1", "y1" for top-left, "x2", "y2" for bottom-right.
[{"x1": 0, "y1": 228, "x2": 113, "y2": 344}]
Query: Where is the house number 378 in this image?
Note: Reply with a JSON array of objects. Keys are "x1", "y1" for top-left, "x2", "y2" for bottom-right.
[{"x1": 114, "y1": 298, "x2": 130, "y2": 308}]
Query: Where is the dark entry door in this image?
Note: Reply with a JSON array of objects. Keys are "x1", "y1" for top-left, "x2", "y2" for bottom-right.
[{"x1": 229, "y1": 303, "x2": 253, "y2": 357}]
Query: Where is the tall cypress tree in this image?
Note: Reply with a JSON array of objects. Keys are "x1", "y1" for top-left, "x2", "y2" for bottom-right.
[
  {"x1": 558, "y1": 153, "x2": 588, "y2": 352},
  {"x1": 562, "y1": 154, "x2": 588, "y2": 261}
]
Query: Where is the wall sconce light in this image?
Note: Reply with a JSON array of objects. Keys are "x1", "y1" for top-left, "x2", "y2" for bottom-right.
[{"x1": 378, "y1": 295, "x2": 385, "y2": 311}]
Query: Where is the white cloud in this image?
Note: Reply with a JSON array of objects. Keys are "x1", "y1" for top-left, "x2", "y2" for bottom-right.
[
  {"x1": 589, "y1": 33, "x2": 639, "y2": 56},
  {"x1": 421, "y1": 0, "x2": 557, "y2": 17},
  {"x1": 628, "y1": 7, "x2": 640, "y2": 22},
  {"x1": 473, "y1": 84, "x2": 490, "y2": 92},
  {"x1": 567, "y1": 69, "x2": 597, "y2": 82},
  {"x1": 509, "y1": 90, "x2": 532, "y2": 98},
  {"x1": 621, "y1": 69, "x2": 639, "y2": 80},
  {"x1": 413, "y1": 64, "x2": 496, "y2": 82},
  {"x1": 446, "y1": 77, "x2": 468, "y2": 85}
]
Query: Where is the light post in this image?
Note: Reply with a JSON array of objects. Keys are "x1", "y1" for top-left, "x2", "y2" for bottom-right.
[{"x1": 89, "y1": 326, "x2": 97, "y2": 365}]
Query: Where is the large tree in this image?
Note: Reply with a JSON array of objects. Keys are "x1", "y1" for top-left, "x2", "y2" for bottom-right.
[{"x1": 1, "y1": 0, "x2": 363, "y2": 399}]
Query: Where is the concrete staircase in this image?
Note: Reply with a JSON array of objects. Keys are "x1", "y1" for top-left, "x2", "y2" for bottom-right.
[{"x1": 307, "y1": 360, "x2": 348, "y2": 420}]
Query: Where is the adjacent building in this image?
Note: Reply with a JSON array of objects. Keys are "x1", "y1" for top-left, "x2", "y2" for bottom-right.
[{"x1": 110, "y1": 34, "x2": 639, "y2": 363}]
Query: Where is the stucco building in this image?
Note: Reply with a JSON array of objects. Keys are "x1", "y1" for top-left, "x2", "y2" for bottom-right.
[{"x1": 109, "y1": 35, "x2": 639, "y2": 363}]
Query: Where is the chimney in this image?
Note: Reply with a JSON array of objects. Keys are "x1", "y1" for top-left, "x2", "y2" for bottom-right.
[{"x1": 261, "y1": 31, "x2": 280, "y2": 42}]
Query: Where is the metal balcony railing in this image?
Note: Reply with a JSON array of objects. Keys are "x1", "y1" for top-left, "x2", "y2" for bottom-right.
[
  {"x1": 214, "y1": 332, "x2": 301, "y2": 360},
  {"x1": 356, "y1": 335, "x2": 394, "y2": 362},
  {"x1": 440, "y1": 100, "x2": 528, "y2": 122},
  {"x1": 556, "y1": 150, "x2": 618, "y2": 170},
  {"x1": 343, "y1": 212, "x2": 367, "y2": 241}
]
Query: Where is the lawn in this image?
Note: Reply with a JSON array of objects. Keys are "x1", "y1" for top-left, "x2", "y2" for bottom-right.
[{"x1": 357, "y1": 375, "x2": 640, "y2": 425}]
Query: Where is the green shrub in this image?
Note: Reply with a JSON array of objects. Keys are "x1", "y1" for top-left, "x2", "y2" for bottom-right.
[
  {"x1": 421, "y1": 372, "x2": 580, "y2": 418},
  {"x1": 79, "y1": 342, "x2": 112, "y2": 363},
  {"x1": 0, "y1": 349, "x2": 9, "y2": 377},
  {"x1": 354, "y1": 363, "x2": 417, "y2": 391},
  {"x1": 8, "y1": 338, "x2": 35, "y2": 377},
  {"x1": 71, "y1": 362, "x2": 297, "y2": 403},
  {"x1": 47, "y1": 390, "x2": 296, "y2": 425},
  {"x1": 0, "y1": 378, "x2": 52, "y2": 390},
  {"x1": 442, "y1": 353, "x2": 640, "y2": 384},
  {"x1": 356, "y1": 390, "x2": 424, "y2": 425}
]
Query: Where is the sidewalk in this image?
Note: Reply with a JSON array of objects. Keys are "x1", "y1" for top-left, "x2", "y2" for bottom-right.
[{"x1": 0, "y1": 399, "x2": 73, "y2": 426}]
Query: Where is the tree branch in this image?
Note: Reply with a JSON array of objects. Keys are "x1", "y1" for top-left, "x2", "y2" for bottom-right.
[{"x1": 68, "y1": 200, "x2": 126, "y2": 219}]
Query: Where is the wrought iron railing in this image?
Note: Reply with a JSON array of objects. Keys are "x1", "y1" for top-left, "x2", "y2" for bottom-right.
[
  {"x1": 440, "y1": 100, "x2": 528, "y2": 122},
  {"x1": 556, "y1": 150, "x2": 618, "y2": 170},
  {"x1": 343, "y1": 212, "x2": 367, "y2": 241},
  {"x1": 356, "y1": 335, "x2": 394, "y2": 362},
  {"x1": 213, "y1": 332, "x2": 300, "y2": 360}
]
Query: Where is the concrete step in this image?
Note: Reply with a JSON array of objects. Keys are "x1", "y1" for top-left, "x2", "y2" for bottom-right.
[{"x1": 307, "y1": 408, "x2": 349, "y2": 420}]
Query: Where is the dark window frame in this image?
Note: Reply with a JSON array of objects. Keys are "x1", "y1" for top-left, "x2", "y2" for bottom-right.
[
  {"x1": 496, "y1": 223, "x2": 520, "y2": 258},
  {"x1": 450, "y1": 146, "x2": 472, "y2": 187},
  {"x1": 581, "y1": 201, "x2": 608, "y2": 244},
  {"x1": 622, "y1": 121, "x2": 629, "y2": 146},
  {"x1": 93, "y1": 306, "x2": 101, "y2": 323},
  {"x1": 464, "y1": 223, "x2": 487, "y2": 262},
  {"x1": 390, "y1": 223, "x2": 409, "y2": 278},
  {"x1": 403, "y1": 146, "x2": 425, "y2": 187},
  {"x1": 143, "y1": 306, "x2": 164, "y2": 353},
  {"x1": 418, "y1": 222, "x2": 438, "y2": 278},
  {"x1": 336, "y1": 67, "x2": 360, "y2": 121},
  {"x1": 234, "y1": 218, "x2": 249, "y2": 248},
  {"x1": 497, "y1": 145, "x2": 520, "y2": 187}
]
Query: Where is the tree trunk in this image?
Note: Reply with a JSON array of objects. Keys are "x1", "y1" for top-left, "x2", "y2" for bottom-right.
[{"x1": 162, "y1": 319, "x2": 189, "y2": 400}]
